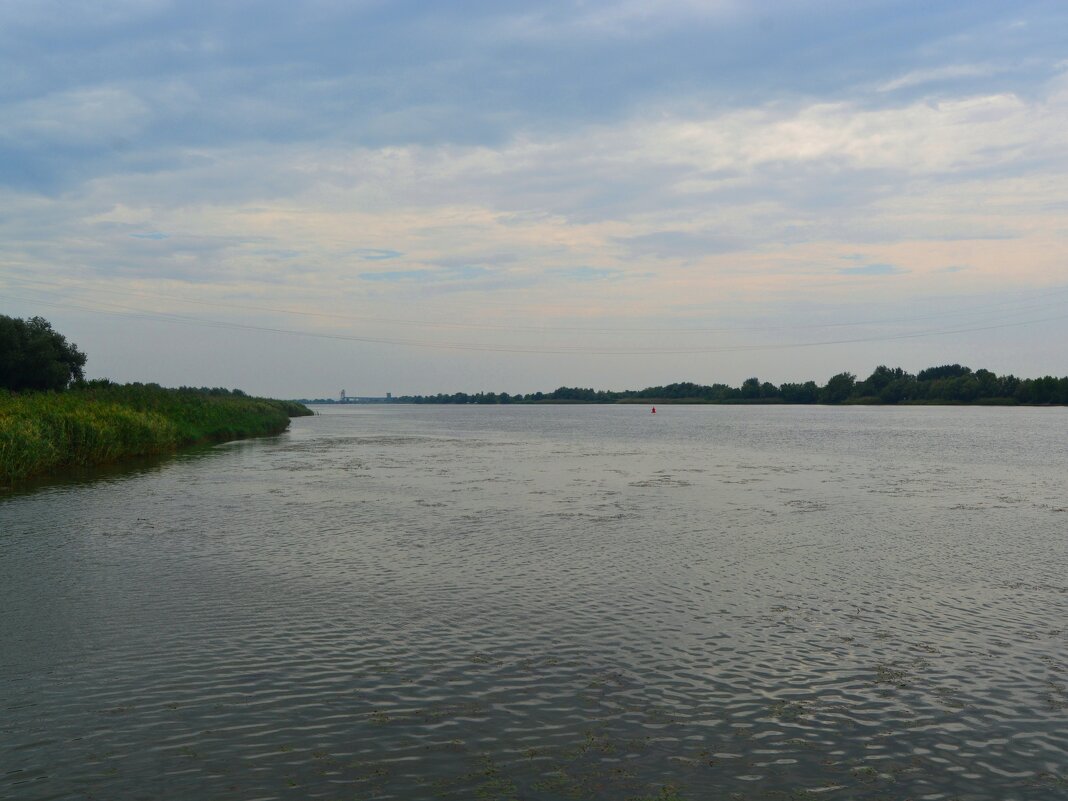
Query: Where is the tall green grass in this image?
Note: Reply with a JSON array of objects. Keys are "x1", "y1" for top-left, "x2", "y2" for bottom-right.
[{"x1": 0, "y1": 384, "x2": 312, "y2": 485}]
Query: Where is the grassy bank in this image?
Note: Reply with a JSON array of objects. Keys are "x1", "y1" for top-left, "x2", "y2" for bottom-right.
[{"x1": 0, "y1": 383, "x2": 312, "y2": 485}]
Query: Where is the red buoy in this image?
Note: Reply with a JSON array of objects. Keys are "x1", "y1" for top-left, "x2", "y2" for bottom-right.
[{"x1": 651, "y1": 407, "x2": 656, "y2": 414}]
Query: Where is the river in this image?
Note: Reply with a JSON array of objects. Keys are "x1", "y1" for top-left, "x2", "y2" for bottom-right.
[{"x1": 2, "y1": 404, "x2": 1066, "y2": 800}]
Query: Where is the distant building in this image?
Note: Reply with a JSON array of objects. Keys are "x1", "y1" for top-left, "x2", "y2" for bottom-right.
[{"x1": 386, "y1": 392, "x2": 392, "y2": 399}]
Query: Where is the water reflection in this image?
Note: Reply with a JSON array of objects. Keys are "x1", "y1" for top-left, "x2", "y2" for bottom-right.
[{"x1": 0, "y1": 435, "x2": 282, "y2": 501}]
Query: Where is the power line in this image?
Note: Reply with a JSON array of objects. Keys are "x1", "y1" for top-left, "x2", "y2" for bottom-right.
[
  {"x1": 6, "y1": 272, "x2": 1068, "y2": 336},
  {"x1": 4, "y1": 290, "x2": 1067, "y2": 356}
]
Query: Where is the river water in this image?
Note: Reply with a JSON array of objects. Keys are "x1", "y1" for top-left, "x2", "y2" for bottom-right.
[{"x1": 2, "y1": 404, "x2": 1066, "y2": 800}]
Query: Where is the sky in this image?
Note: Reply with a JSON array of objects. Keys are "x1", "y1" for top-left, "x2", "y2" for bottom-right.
[{"x1": 2, "y1": 0, "x2": 1067, "y2": 398}]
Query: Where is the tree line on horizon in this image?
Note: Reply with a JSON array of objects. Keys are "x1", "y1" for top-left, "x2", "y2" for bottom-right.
[
  {"x1": 4, "y1": 315, "x2": 1064, "y2": 408},
  {"x1": 395, "y1": 364, "x2": 1068, "y2": 406}
]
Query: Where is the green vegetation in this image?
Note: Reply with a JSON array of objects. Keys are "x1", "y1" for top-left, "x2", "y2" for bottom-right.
[
  {"x1": 395, "y1": 364, "x2": 1068, "y2": 406},
  {"x1": 0, "y1": 313, "x2": 311, "y2": 485},
  {"x1": 0, "y1": 382, "x2": 312, "y2": 485},
  {"x1": 0, "y1": 315, "x2": 86, "y2": 391}
]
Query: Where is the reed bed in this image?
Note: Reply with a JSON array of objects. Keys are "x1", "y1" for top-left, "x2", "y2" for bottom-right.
[{"x1": 0, "y1": 384, "x2": 311, "y2": 485}]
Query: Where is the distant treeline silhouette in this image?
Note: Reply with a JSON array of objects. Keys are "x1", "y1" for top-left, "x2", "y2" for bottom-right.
[{"x1": 396, "y1": 365, "x2": 1068, "y2": 405}]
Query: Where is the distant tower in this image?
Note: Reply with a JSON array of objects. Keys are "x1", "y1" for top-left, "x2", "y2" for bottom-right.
[
  {"x1": 386, "y1": 392, "x2": 392, "y2": 400},
  {"x1": 340, "y1": 389, "x2": 347, "y2": 403}
]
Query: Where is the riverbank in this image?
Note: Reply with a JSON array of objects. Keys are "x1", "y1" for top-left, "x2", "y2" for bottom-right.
[{"x1": 0, "y1": 384, "x2": 312, "y2": 485}]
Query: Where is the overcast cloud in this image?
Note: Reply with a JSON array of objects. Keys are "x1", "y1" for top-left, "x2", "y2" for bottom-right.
[{"x1": 2, "y1": 1, "x2": 1067, "y2": 396}]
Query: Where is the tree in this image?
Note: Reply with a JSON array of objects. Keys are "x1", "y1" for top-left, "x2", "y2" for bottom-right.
[
  {"x1": 820, "y1": 372, "x2": 856, "y2": 404},
  {"x1": 740, "y1": 377, "x2": 761, "y2": 399},
  {"x1": 0, "y1": 315, "x2": 87, "y2": 391},
  {"x1": 779, "y1": 381, "x2": 819, "y2": 404},
  {"x1": 878, "y1": 378, "x2": 913, "y2": 404},
  {"x1": 859, "y1": 365, "x2": 912, "y2": 398},
  {"x1": 917, "y1": 364, "x2": 971, "y2": 382}
]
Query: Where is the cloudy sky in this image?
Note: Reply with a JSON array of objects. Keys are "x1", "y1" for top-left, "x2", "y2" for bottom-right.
[{"x1": 2, "y1": 0, "x2": 1067, "y2": 397}]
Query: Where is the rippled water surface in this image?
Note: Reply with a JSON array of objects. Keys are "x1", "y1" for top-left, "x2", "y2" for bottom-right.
[{"x1": 2, "y1": 404, "x2": 1067, "y2": 800}]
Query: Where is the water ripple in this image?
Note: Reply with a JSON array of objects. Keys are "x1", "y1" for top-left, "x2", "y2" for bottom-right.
[{"x1": 2, "y1": 405, "x2": 1066, "y2": 800}]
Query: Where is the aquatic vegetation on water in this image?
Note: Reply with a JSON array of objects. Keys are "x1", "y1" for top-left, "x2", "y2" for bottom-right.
[
  {"x1": 768, "y1": 699, "x2": 810, "y2": 721},
  {"x1": 631, "y1": 785, "x2": 685, "y2": 801}
]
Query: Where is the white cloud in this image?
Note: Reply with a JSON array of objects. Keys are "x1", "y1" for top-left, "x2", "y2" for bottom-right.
[
  {"x1": 4, "y1": 68, "x2": 1067, "y2": 300},
  {"x1": 3, "y1": 23, "x2": 1068, "y2": 393},
  {"x1": 878, "y1": 63, "x2": 1002, "y2": 92},
  {"x1": 629, "y1": 89, "x2": 1066, "y2": 175}
]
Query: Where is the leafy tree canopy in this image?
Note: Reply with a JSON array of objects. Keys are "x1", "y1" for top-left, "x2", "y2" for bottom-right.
[
  {"x1": 0, "y1": 315, "x2": 87, "y2": 392},
  {"x1": 917, "y1": 364, "x2": 971, "y2": 382},
  {"x1": 820, "y1": 372, "x2": 856, "y2": 404}
]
